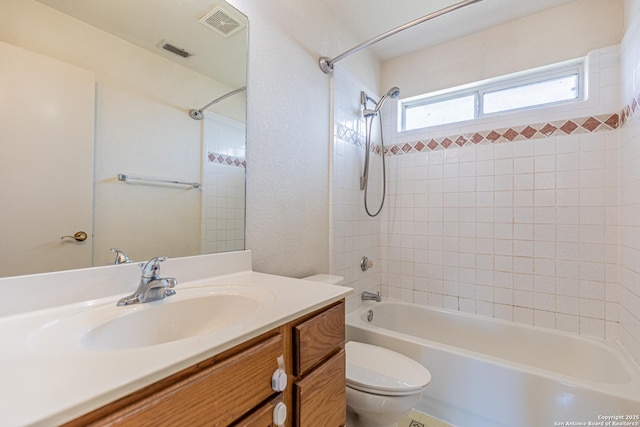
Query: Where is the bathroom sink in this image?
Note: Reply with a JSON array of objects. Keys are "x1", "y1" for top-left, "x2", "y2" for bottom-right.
[
  {"x1": 83, "y1": 293, "x2": 261, "y2": 351},
  {"x1": 30, "y1": 285, "x2": 275, "y2": 352}
]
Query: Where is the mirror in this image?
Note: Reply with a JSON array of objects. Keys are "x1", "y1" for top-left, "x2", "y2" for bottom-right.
[{"x1": 0, "y1": 0, "x2": 247, "y2": 277}]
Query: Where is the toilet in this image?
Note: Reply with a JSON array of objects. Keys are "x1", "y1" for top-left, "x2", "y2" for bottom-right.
[
  {"x1": 302, "y1": 275, "x2": 432, "y2": 427},
  {"x1": 345, "y1": 341, "x2": 431, "y2": 427}
]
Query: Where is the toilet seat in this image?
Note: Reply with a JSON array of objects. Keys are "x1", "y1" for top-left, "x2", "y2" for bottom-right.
[{"x1": 346, "y1": 341, "x2": 431, "y2": 396}]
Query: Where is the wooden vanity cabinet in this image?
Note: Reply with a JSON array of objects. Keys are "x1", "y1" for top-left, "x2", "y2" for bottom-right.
[
  {"x1": 63, "y1": 331, "x2": 286, "y2": 427},
  {"x1": 64, "y1": 299, "x2": 345, "y2": 427},
  {"x1": 290, "y1": 301, "x2": 346, "y2": 427}
]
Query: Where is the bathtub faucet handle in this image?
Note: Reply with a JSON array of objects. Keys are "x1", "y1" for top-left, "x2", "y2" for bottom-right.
[{"x1": 361, "y1": 291, "x2": 381, "y2": 302}]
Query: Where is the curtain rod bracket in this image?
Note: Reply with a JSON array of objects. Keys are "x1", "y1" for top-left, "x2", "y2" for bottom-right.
[{"x1": 319, "y1": 57, "x2": 334, "y2": 74}]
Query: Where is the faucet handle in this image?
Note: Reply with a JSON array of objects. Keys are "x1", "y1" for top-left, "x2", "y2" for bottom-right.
[{"x1": 139, "y1": 256, "x2": 168, "y2": 278}]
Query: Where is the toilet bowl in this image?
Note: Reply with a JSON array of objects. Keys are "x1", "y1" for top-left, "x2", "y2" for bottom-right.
[{"x1": 345, "y1": 341, "x2": 432, "y2": 427}]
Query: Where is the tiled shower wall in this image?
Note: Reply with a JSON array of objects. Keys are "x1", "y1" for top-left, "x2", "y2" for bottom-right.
[
  {"x1": 384, "y1": 131, "x2": 619, "y2": 338},
  {"x1": 201, "y1": 113, "x2": 246, "y2": 254},
  {"x1": 330, "y1": 33, "x2": 640, "y2": 362},
  {"x1": 619, "y1": 10, "x2": 640, "y2": 364},
  {"x1": 382, "y1": 46, "x2": 621, "y2": 341},
  {"x1": 331, "y1": 45, "x2": 628, "y2": 339}
]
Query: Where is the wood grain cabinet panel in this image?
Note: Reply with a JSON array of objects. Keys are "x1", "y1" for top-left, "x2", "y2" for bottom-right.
[
  {"x1": 232, "y1": 396, "x2": 283, "y2": 427},
  {"x1": 294, "y1": 350, "x2": 346, "y2": 427},
  {"x1": 293, "y1": 302, "x2": 345, "y2": 375},
  {"x1": 86, "y1": 334, "x2": 284, "y2": 427}
]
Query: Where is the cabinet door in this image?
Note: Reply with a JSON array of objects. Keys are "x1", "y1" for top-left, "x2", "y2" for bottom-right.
[
  {"x1": 293, "y1": 302, "x2": 344, "y2": 375},
  {"x1": 294, "y1": 350, "x2": 346, "y2": 427}
]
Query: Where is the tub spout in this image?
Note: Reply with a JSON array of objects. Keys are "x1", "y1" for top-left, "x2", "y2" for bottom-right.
[{"x1": 361, "y1": 291, "x2": 381, "y2": 302}]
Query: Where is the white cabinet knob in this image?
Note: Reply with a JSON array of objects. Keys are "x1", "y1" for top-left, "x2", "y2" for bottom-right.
[
  {"x1": 273, "y1": 402, "x2": 287, "y2": 426},
  {"x1": 271, "y1": 368, "x2": 287, "y2": 392}
]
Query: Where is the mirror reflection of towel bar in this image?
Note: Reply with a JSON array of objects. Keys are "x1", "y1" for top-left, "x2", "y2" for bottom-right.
[{"x1": 117, "y1": 174, "x2": 201, "y2": 189}]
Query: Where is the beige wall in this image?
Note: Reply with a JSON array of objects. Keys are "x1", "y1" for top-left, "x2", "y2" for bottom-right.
[{"x1": 382, "y1": 0, "x2": 624, "y2": 99}]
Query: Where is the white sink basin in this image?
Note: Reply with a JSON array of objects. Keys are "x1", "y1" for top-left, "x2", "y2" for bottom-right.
[
  {"x1": 29, "y1": 285, "x2": 276, "y2": 352},
  {"x1": 84, "y1": 294, "x2": 261, "y2": 351}
]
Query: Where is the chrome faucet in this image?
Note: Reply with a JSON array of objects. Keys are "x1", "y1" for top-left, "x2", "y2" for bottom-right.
[
  {"x1": 361, "y1": 291, "x2": 381, "y2": 302},
  {"x1": 110, "y1": 248, "x2": 131, "y2": 264},
  {"x1": 117, "y1": 256, "x2": 177, "y2": 306}
]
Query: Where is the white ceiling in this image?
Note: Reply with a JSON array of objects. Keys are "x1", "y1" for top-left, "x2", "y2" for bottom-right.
[
  {"x1": 33, "y1": 0, "x2": 577, "y2": 85},
  {"x1": 36, "y1": 0, "x2": 248, "y2": 88},
  {"x1": 321, "y1": 0, "x2": 577, "y2": 61}
]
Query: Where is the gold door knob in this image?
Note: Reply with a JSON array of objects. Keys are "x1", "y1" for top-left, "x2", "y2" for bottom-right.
[{"x1": 61, "y1": 231, "x2": 88, "y2": 242}]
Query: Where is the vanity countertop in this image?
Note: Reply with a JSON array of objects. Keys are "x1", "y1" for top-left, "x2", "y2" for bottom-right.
[{"x1": 0, "y1": 251, "x2": 350, "y2": 426}]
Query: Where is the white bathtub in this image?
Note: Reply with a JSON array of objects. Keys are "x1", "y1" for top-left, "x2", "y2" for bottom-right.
[{"x1": 346, "y1": 301, "x2": 640, "y2": 427}]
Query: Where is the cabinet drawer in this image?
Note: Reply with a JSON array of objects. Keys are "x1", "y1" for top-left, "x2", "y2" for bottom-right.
[
  {"x1": 92, "y1": 334, "x2": 284, "y2": 427},
  {"x1": 232, "y1": 396, "x2": 283, "y2": 427},
  {"x1": 294, "y1": 350, "x2": 346, "y2": 427},
  {"x1": 293, "y1": 301, "x2": 344, "y2": 375}
]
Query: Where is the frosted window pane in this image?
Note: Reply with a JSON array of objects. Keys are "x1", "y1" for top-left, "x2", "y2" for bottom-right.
[
  {"x1": 405, "y1": 95, "x2": 475, "y2": 130},
  {"x1": 483, "y1": 75, "x2": 578, "y2": 114}
]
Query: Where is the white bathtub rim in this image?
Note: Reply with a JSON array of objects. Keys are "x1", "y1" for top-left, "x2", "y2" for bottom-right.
[
  {"x1": 347, "y1": 300, "x2": 640, "y2": 403},
  {"x1": 350, "y1": 299, "x2": 640, "y2": 378}
]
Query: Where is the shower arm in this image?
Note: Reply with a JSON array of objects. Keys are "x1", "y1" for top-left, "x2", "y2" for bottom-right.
[{"x1": 319, "y1": 0, "x2": 482, "y2": 74}]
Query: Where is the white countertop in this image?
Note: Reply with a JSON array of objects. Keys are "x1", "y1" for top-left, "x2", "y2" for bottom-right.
[{"x1": 0, "y1": 251, "x2": 351, "y2": 426}]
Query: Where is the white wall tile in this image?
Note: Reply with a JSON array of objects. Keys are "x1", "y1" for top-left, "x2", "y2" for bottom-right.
[{"x1": 331, "y1": 35, "x2": 640, "y2": 362}]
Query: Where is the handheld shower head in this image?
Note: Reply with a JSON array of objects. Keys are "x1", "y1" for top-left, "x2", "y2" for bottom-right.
[
  {"x1": 386, "y1": 87, "x2": 401, "y2": 98},
  {"x1": 363, "y1": 86, "x2": 401, "y2": 118}
]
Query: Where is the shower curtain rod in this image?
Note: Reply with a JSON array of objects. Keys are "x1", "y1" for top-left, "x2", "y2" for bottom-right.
[
  {"x1": 319, "y1": 0, "x2": 483, "y2": 74},
  {"x1": 198, "y1": 86, "x2": 246, "y2": 111},
  {"x1": 189, "y1": 86, "x2": 247, "y2": 120}
]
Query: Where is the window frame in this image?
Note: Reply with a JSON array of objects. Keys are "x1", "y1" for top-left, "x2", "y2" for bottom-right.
[{"x1": 400, "y1": 58, "x2": 585, "y2": 132}]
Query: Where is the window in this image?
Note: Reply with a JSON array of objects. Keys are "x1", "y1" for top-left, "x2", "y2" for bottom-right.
[
  {"x1": 482, "y1": 73, "x2": 579, "y2": 114},
  {"x1": 404, "y1": 94, "x2": 475, "y2": 129},
  {"x1": 400, "y1": 59, "x2": 584, "y2": 131}
]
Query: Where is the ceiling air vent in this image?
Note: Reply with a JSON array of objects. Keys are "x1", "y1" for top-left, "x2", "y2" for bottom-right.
[
  {"x1": 160, "y1": 41, "x2": 193, "y2": 59},
  {"x1": 198, "y1": 6, "x2": 245, "y2": 38}
]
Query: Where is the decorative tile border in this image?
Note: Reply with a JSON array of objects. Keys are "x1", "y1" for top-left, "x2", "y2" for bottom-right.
[
  {"x1": 620, "y1": 87, "x2": 640, "y2": 127},
  {"x1": 337, "y1": 87, "x2": 640, "y2": 156},
  {"x1": 387, "y1": 113, "x2": 619, "y2": 154},
  {"x1": 336, "y1": 123, "x2": 364, "y2": 148},
  {"x1": 336, "y1": 123, "x2": 383, "y2": 154},
  {"x1": 207, "y1": 152, "x2": 246, "y2": 168}
]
